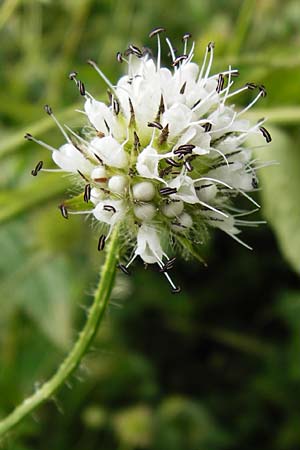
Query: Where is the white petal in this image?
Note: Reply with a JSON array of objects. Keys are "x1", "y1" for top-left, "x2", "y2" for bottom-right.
[
  {"x1": 168, "y1": 173, "x2": 199, "y2": 204},
  {"x1": 84, "y1": 98, "x2": 113, "y2": 134},
  {"x1": 93, "y1": 200, "x2": 125, "y2": 226},
  {"x1": 52, "y1": 143, "x2": 94, "y2": 173},
  {"x1": 135, "y1": 224, "x2": 164, "y2": 264},
  {"x1": 136, "y1": 145, "x2": 160, "y2": 179},
  {"x1": 162, "y1": 103, "x2": 192, "y2": 139},
  {"x1": 90, "y1": 136, "x2": 128, "y2": 169}
]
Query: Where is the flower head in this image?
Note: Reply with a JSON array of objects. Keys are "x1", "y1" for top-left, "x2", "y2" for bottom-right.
[{"x1": 27, "y1": 28, "x2": 271, "y2": 292}]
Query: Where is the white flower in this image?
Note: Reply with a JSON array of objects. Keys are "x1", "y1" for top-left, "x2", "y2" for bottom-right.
[{"x1": 28, "y1": 28, "x2": 271, "y2": 292}]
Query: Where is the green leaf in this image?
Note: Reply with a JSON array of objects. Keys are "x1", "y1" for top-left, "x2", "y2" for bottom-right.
[{"x1": 252, "y1": 126, "x2": 300, "y2": 274}]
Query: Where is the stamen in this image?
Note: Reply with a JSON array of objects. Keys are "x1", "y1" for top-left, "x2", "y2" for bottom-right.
[
  {"x1": 97, "y1": 234, "x2": 106, "y2": 251},
  {"x1": 31, "y1": 160, "x2": 43, "y2": 176},
  {"x1": 237, "y1": 90, "x2": 263, "y2": 117},
  {"x1": 165, "y1": 158, "x2": 182, "y2": 167},
  {"x1": 103, "y1": 204, "x2": 116, "y2": 213},
  {"x1": 116, "y1": 52, "x2": 123, "y2": 63},
  {"x1": 117, "y1": 263, "x2": 130, "y2": 275},
  {"x1": 129, "y1": 44, "x2": 143, "y2": 58},
  {"x1": 165, "y1": 37, "x2": 176, "y2": 63},
  {"x1": 216, "y1": 74, "x2": 225, "y2": 93},
  {"x1": 77, "y1": 80, "x2": 86, "y2": 96},
  {"x1": 172, "y1": 54, "x2": 188, "y2": 67},
  {"x1": 202, "y1": 122, "x2": 212, "y2": 132},
  {"x1": 84, "y1": 184, "x2": 91, "y2": 203},
  {"x1": 77, "y1": 170, "x2": 89, "y2": 182},
  {"x1": 184, "y1": 160, "x2": 193, "y2": 172},
  {"x1": 182, "y1": 32, "x2": 192, "y2": 54},
  {"x1": 87, "y1": 59, "x2": 117, "y2": 95},
  {"x1": 259, "y1": 126, "x2": 272, "y2": 143},
  {"x1": 180, "y1": 81, "x2": 187, "y2": 94},
  {"x1": 258, "y1": 85, "x2": 267, "y2": 97},
  {"x1": 113, "y1": 98, "x2": 120, "y2": 115},
  {"x1": 147, "y1": 121, "x2": 163, "y2": 130},
  {"x1": 173, "y1": 144, "x2": 195, "y2": 156},
  {"x1": 128, "y1": 98, "x2": 136, "y2": 127},
  {"x1": 24, "y1": 133, "x2": 57, "y2": 153},
  {"x1": 133, "y1": 131, "x2": 141, "y2": 152},
  {"x1": 68, "y1": 71, "x2": 78, "y2": 80},
  {"x1": 159, "y1": 187, "x2": 177, "y2": 196},
  {"x1": 59, "y1": 204, "x2": 68, "y2": 219},
  {"x1": 158, "y1": 124, "x2": 169, "y2": 145},
  {"x1": 148, "y1": 27, "x2": 166, "y2": 38},
  {"x1": 245, "y1": 82, "x2": 257, "y2": 90},
  {"x1": 44, "y1": 104, "x2": 72, "y2": 143},
  {"x1": 155, "y1": 94, "x2": 165, "y2": 121}
]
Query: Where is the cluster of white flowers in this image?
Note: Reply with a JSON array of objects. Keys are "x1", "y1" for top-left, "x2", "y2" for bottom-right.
[{"x1": 27, "y1": 28, "x2": 271, "y2": 292}]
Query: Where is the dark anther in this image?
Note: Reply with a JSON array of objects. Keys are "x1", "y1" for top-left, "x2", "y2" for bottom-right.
[
  {"x1": 104, "y1": 119, "x2": 110, "y2": 133},
  {"x1": 159, "y1": 187, "x2": 177, "y2": 196},
  {"x1": 149, "y1": 27, "x2": 166, "y2": 38},
  {"x1": 134, "y1": 131, "x2": 141, "y2": 152},
  {"x1": 155, "y1": 94, "x2": 165, "y2": 121},
  {"x1": 216, "y1": 74, "x2": 225, "y2": 93},
  {"x1": 147, "y1": 121, "x2": 163, "y2": 130},
  {"x1": 158, "y1": 124, "x2": 169, "y2": 145},
  {"x1": 93, "y1": 153, "x2": 104, "y2": 164},
  {"x1": 24, "y1": 132, "x2": 33, "y2": 140},
  {"x1": 77, "y1": 80, "x2": 85, "y2": 96},
  {"x1": 246, "y1": 82, "x2": 257, "y2": 90},
  {"x1": 160, "y1": 257, "x2": 176, "y2": 272},
  {"x1": 68, "y1": 71, "x2": 78, "y2": 80},
  {"x1": 258, "y1": 85, "x2": 267, "y2": 97},
  {"x1": 195, "y1": 183, "x2": 213, "y2": 190},
  {"x1": 128, "y1": 44, "x2": 143, "y2": 58},
  {"x1": 59, "y1": 204, "x2": 68, "y2": 219},
  {"x1": 259, "y1": 126, "x2": 272, "y2": 143},
  {"x1": 77, "y1": 170, "x2": 89, "y2": 181},
  {"x1": 165, "y1": 158, "x2": 182, "y2": 167},
  {"x1": 113, "y1": 98, "x2": 120, "y2": 115},
  {"x1": 97, "y1": 234, "x2": 106, "y2": 251},
  {"x1": 171, "y1": 286, "x2": 181, "y2": 294},
  {"x1": 44, "y1": 104, "x2": 52, "y2": 115},
  {"x1": 84, "y1": 184, "x2": 91, "y2": 203},
  {"x1": 129, "y1": 98, "x2": 136, "y2": 126},
  {"x1": 116, "y1": 52, "x2": 123, "y2": 63},
  {"x1": 182, "y1": 32, "x2": 192, "y2": 41},
  {"x1": 117, "y1": 263, "x2": 130, "y2": 275},
  {"x1": 203, "y1": 122, "x2": 212, "y2": 132},
  {"x1": 31, "y1": 160, "x2": 43, "y2": 176},
  {"x1": 185, "y1": 160, "x2": 193, "y2": 172},
  {"x1": 231, "y1": 70, "x2": 240, "y2": 77},
  {"x1": 107, "y1": 90, "x2": 113, "y2": 104},
  {"x1": 172, "y1": 55, "x2": 188, "y2": 67},
  {"x1": 207, "y1": 41, "x2": 215, "y2": 52},
  {"x1": 252, "y1": 177, "x2": 259, "y2": 189},
  {"x1": 103, "y1": 204, "x2": 116, "y2": 213},
  {"x1": 175, "y1": 144, "x2": 195, "y2": 154},
  {"x1": 96, "y1": 131, "x2": 105, "y2": 139},
  {"x1": 180, "y1": 81, "x2": 187, "y2": 94}
]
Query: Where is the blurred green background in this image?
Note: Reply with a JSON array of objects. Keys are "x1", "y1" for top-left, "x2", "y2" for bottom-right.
[{"x1": 1, "y1": 0, "x2": 300, "y2": 449}]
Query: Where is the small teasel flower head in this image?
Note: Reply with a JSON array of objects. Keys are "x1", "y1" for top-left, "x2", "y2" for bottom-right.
[{"x1": 27, "y1": 28, "x2": 271, "y2": 292}]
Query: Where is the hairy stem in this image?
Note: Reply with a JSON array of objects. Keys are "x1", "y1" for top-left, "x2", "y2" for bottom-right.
[{"x1": 0, "y1": 226, "x2": 119, "y2": 439}]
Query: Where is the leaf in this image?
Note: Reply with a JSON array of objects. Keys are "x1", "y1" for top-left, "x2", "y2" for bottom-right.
[{"x1": 252, "y1": 126, "x2": 300, "y2": 274}]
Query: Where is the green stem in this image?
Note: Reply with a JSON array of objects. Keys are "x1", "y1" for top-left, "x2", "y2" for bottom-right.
[{"x1": 0, "y1": 226, "x2": 119, "y2": 440}]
